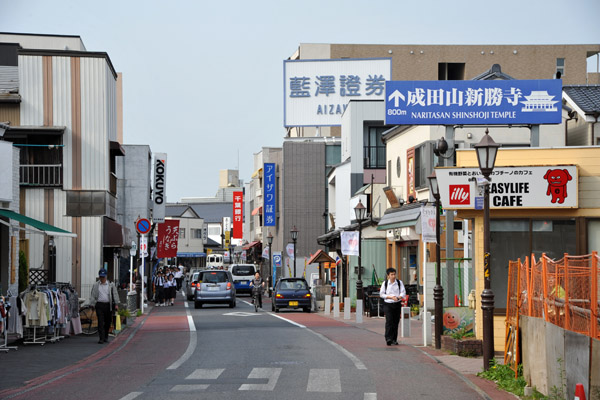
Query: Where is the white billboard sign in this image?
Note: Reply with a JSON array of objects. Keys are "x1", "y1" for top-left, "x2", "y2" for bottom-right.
[
  {"x1": 421, "y1": 205, "x2": 437, "y2": 243},
  {"x1": 153, "y1": 153, "x2": 167, "y2": 222},
  {"x1": 436, "y1": 166, "x2": 578, "y2": 209},
  {"x1": 0, "y1": 141, "x2": 13, "y2": 202},
  {"x1": 283, "y1": 58, "x2": 392, "y2": 127}
]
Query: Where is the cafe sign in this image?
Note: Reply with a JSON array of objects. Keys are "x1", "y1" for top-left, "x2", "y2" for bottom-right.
[{"x1": 436, "y1": 166, "x2": 578, "y2": 209}]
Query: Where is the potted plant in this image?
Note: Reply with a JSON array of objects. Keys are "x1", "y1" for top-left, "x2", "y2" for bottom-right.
[
  {"x1": 410, "y1": 304, "x2": 420, "y2": 317},
  {"x1": 441, "y1": 328, "x2": 482, "y2": 357},
  {"x1": 117, "y1": 308, "x2": 132, "y2": 325}
]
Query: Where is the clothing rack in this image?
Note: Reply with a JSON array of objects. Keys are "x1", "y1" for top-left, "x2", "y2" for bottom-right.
[{"x1": 0, "y1": 296, "x2": 18, "y2": 352}]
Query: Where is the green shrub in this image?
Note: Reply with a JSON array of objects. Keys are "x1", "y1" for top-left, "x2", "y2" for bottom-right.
[
  {"x1": 18, "y1": 250, "x2": 28, "y2": 293},
  {"x1": 477, "y1": 360, "x2": 527, "y2": 396}
]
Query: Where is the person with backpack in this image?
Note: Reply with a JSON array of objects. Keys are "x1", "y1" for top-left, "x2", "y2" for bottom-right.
[{"x1": 379, "y1": 267, "x2": 406, "y2": 346}]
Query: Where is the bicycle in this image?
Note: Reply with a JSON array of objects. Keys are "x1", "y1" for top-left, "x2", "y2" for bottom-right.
[
  {"x1": 79, "y1": 305, "x2": 98, "y2": 335},
  {"x1": 251, "y1": 286, "x2": 262, "y2": 312}
]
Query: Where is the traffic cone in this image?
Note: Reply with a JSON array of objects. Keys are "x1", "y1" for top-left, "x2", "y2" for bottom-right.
[{"x1": 574, "y1": 383, "x2": 586, "y2": 400}]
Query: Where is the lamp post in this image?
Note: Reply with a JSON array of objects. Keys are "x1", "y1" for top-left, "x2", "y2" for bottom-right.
[
  {"x1": 267, "y1": 231, "x2": 273, "y2": 296},
  {"x1": 354, "y1": 200, "x2": 367, "y2": 306},
  {"x1": 474, "y1": 128, "x2": 501, "y2": 370},
  {"x1": 290, "y1": 226, "x2": 298, "y2": 277},
  {"x1": 428, "y1": 171, "x2": 443, "y2": 349}
]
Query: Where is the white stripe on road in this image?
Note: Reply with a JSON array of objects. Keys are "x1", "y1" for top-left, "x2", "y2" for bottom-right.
[
  {"x1": 118, "y1": 392, "x2": 143, "y2": 400},
  {"x1": 307, "y1": 369, "x2": 341, "y2": 392},
  {"x1": 239, "y1": 368, "x2": 282, "y2": 391},
  {"x1": 170, "y1": 384, "x2": 209, "y2": 392},
  {"x1": 184, "y1": 301, "x2": 188, "y2": 308},
  {"x1": 267, "y1": 312, "x2": 306, "y2": 328},
  {"x1": 187, "y1": 315, "x2": 196, "y2": 331},
  {"x1": 266, "y1": 312, "x2": 366, "y2": 370},
  {"x1": 364, "y1": 393, "x2": 377, "y2": 400},
  {"x1": 186, "y1": 368, "x2": 225, "y2": 380}
]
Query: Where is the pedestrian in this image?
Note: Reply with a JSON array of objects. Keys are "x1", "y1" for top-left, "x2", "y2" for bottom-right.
[
  {"x1": 165, "y1": 273, "x2": 176, "y2": 306},
  {"x1": 175, "y1": 265, "x2": 184, "y2": 291},
  {"x1": 379, "y1": 267, "x2": 406, "y2": 346},
  {"x1": 153, "y1": 269, "x2": 166, "y2": 306},
  {"x1": 249, "y1": 271, "x2": 265, "y2": 308},
  {"x1": 87, "y1": 268, "x2": 120, "y2": 344}
]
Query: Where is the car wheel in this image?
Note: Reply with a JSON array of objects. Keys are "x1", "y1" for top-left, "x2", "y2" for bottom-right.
[
  {"x1": 229, "y1": 301, "x2": 235, "y2": 308},
  {"x1": 194, "y1": 301, "x2": 202, "y2": 309},
  {"x1": 274, "y1": 306, "x2": 279, "y2": 313},
  {"x1": 271, "y1": 303, "x2": 275, "y2": 312},
  {"x1": 303, "y1": 307, "x2": 311, "y2": 313}
]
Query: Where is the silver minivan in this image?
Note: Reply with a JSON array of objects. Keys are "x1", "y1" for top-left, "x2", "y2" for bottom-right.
[
  {"x1": 230, "y1": 264, "x2": 256, "y2": 295},
  {"x1": 194, "y1": 270, "x2": 236, "y2": 309}
]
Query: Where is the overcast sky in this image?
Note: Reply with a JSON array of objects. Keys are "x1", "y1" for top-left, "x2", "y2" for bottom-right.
[{"x1": 1, "y1": 0, "x2": 599, "y2": 201}]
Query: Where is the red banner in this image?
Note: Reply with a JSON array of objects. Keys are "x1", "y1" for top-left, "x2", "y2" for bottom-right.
[
  {"x1": 233, "y1": 191, "x2": 243, "y2": 239},
  {"x1": 157, "y1": 220, "x2": 180, "y2": 258}
]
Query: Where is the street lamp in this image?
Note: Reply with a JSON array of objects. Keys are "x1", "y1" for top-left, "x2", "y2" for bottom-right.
[
  {"x1": 354, "y1": 199, "x2": 367, "y2": 306},
  {"x1": 290, "y1": 226, "x2": 298, "y2": 277},
  {"x1": 267, "y1": 231, "x2": 273, "y2": 296},
  {"x1": 474, "y1": 128, "x2": 500, "y2": 370},
  {"x1": 428, "y1": 171, "x2": 443, "y2": 350}
]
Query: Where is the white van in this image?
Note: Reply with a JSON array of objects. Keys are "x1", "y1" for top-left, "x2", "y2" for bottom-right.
[
  {"x1": 230, "y1": 264, "x2": 257, "y2": 294},
  {"x1": 207, "y1": 254, "x2": 224, "y2": 269}
]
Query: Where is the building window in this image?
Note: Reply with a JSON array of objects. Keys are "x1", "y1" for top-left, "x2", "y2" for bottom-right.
[
  {"x1": 490, "y1": 219, "x2": 576, "y2": 312},
  {"x1": 414, "y1": 141, "x2": 435, "y2": 189},
  {"x1": 438, "y1": 63, "x2": 465, "y2": 80},
  {"x1": 179, "y1": 228, "x2": 186, "y2": 239},
  {"x1": 556, "y1": 58, "x2": 565, "y2": 77},
  {"x1": 191, "y1": 228, "x2": 202, "y2": 239},
  {"x1": 363, "y1": 126, "x2": 387, "y2": 169},
  {"x1": 208, "y1": 226, "x2": 220, "y2": 236}
]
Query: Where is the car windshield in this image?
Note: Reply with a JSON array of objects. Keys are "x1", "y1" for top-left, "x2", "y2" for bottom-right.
[
  {"x1": 278, "y1": 280, "x2": 308, "y2": 290},
  {"x1": 200, "y1": 271, "x2": 228, "y2": 283},
  {"x1": 232, "y1": 265, "x2": 254, "y2": 276},
  {"x1": 192, "y1": 272, "x2": 200, "y2": 282}
]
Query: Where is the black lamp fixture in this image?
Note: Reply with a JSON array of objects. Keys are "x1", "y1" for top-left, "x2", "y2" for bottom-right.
[
  {"x1": 474, "y1": 128, "x2": 500, "y2": 370},
  {"x1": 290, "y1": 226, "x2": 298, "y2": 277},
  {"x1": 427, "y1": 171, "x2": 443, "y2": 350},
  {"x1": 354, "y1": 200, "x2": 367, "y2": 306}
]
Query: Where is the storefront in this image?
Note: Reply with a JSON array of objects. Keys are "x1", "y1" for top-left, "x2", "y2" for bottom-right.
[{"x1": 437, "y1": 146, "x2": 600, "y2": 351}]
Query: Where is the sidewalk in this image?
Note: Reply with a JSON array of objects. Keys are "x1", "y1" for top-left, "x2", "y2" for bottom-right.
[{"x1": 314, "y1": 306, "x2": 516, "y2": 400}]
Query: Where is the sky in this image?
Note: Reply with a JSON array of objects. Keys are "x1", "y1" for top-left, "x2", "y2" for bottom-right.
[{"x1": 1, "y1": 0, "x2": 599, "y2": 202}]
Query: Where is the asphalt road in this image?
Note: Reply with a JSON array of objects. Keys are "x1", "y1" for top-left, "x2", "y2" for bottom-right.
[{"x1": 1, "y1": 293, "x2": 484, "y2": 400}]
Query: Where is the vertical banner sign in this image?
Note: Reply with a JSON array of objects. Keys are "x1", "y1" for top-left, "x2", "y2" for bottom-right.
[
  {"x1": 153, "y1": 153, "x2": 167, "y2": 223},
  {"x1": 232, "y1": 191, "x2": 243, "y2": 239},
  {"x1": 421, "y1": 205, "x2": 437, "y2": 243},
  {"x1": 407, "y1": 148, "x2": 416, "y2": 201},
  {"x1": 157, "y1": 220, "x2": 180, "y2": 258},
  {"x1": 263, "y1": 163, "x2": 276, "y2": 226},
  {"x1": 140, "y1": 235, "x2": 148, "y2": 257},
  {"x1": 341, "y1": 231, "x2": 359, "y2": 256}
]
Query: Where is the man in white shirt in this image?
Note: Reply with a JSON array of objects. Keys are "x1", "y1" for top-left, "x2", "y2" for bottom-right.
[
  {"x1": 175, "y1": 265, "x2": 184, "y2": 291},
  {"x1": 87, "y1": 268, "x2": 119, "y2": 344},
  {"x1": 379, "y1": 267, "x2": 406, "y2": 346}
]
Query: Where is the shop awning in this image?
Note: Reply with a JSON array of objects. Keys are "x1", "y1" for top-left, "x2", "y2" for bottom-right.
[
  {"x1": 251, "y1": 206, "x2": 262, "y2": 216},
  {"x1": 307, "y1": 249, "x2": 336, "y2": 265},
  {"x1": 251, "y1": 168, "x2": 263, "y2": 179},
  {"x1": 242, "y1": 240, "x2": 261, "y2": 250},
  {"x1": 377, "y1": 203, "x2": 422, "y2": 231},
  {"x1": 103, "y1": 217, "x2": 124, "y2": 247},
  {"x1": 0, "y1": 209, "x2": 77, "y2": 237}
]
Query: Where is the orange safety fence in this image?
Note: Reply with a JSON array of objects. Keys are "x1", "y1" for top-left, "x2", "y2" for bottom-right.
[{"x1": 506, "y1": 251, "x2": 600, "y2": 341}]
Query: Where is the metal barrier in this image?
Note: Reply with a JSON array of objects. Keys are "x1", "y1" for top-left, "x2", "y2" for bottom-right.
[{"x1": 505, "y1": 252, "x2": 600, "y2": 376}]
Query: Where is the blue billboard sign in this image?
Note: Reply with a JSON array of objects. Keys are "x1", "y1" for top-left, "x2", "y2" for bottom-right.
[
  {"x1": 385, "y1": 79, "x2": 562, "y2": 125},
  {"x1": 263, "y1": 163, "x2": 276, "y2": 226}
]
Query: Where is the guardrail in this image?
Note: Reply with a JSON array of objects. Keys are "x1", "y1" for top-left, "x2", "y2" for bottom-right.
[{"x1": 20, "y1": 164, "x2": 62, "y2": 187}]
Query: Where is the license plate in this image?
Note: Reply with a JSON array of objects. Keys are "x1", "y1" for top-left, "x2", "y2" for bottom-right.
[
  {"x1": 289, "y1": 301, "x2": 298, "y2": 306},
  {"x1": 208, "y1": 286, "x2": 219, "y2": 291}
]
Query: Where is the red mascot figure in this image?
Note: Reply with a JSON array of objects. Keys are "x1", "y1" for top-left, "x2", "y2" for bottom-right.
[{"x1": 543, "y1": 169, "x2": 572, "y2": 204}]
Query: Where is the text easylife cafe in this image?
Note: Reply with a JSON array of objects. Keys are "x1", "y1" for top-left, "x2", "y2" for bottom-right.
[{"x1": 437, "y1": 147, "x2": 600, "y2": 351}]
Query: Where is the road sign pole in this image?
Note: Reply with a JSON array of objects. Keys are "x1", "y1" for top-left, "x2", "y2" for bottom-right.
[{"x1": 141, "y1": 234, "x2": 146, "y2": 314}]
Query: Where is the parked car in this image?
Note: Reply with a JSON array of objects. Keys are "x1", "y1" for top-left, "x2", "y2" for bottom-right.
[
  {"x1": 194, "y1": 270, "x2": 236, "y2": 309},
  {"x1": 272, "y1": 278, "x2": 312, "y2": 313},
  {"x1": 229, "y1": 264, "x2": 257, "y2": 294}
]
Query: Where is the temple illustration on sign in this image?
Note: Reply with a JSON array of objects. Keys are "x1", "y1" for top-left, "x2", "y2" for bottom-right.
[{"x1": 520, "y1": 91, "x2": 558, "y2": 112}]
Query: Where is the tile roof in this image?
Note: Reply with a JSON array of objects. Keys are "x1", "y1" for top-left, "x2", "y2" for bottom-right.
[
  {"x1": 471, "y1": 64, "x2": 515, "y2": 81},
  {"x1": 563, "y1": 85, "x2": 600, "y2": 114}
]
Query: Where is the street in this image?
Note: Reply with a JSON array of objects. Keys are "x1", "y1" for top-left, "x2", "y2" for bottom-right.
[{"x1": 0, "y1": 292, "x2": 484, "y2": 400}]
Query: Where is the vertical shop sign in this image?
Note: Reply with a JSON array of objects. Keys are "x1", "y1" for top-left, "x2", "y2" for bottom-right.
[
  {"x1": 153, "y1": 153, "x2": 167, "y2": 223},
  {"x1": 157, "y1": 220, "x2": 180, "y2": 258},
  {"x1": 263, "y1": 163, "x2": 276, "y2": 226},
  {"x1": 407, "y1": 148, "x2": 416, "y2": 200},
  {"x1": 232, "y1": 191, "x2": 243, "y2": 239}
]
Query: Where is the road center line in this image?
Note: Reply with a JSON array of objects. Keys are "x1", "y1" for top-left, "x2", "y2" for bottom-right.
[
  {"x1": 266, "y1": 312, "x2": 366, "y2": 370},
  {"x1": 167, "y1": 306, "x2": 197, "y2": 370},
  {"x1": 118, "y1": 392, "x2": 143, "y2": 400}
]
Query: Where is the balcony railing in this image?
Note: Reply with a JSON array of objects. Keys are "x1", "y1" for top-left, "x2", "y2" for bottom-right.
[{"x1": 20, "y1": 164, "x2": 63, "y2": 187}]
